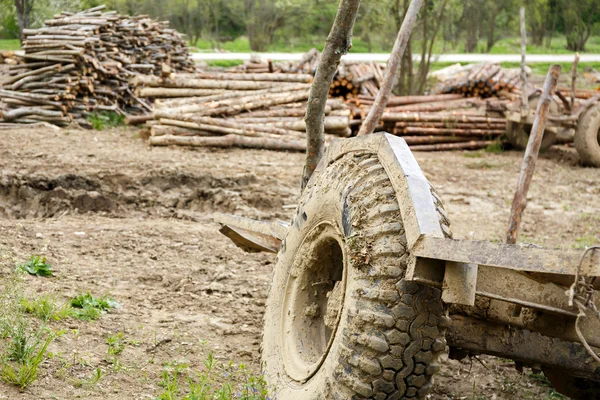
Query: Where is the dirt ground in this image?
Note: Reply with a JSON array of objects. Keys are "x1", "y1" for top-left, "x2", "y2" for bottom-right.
[{"x1": 0, "y1": 125, "x2": 598, "y2": 399}]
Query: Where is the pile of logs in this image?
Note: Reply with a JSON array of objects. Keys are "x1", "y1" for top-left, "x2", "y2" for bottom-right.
[
  {"x1": 132, "y1": 72, "x2": 352, "y2": 151},
  {"x1": 440, "y1": 62, "x2": 521, "y2": 98},
  {"x1": 230, "y1": 48, "x2": 319, "y2": 75},
  {"x1": 0, "y1": 5, "x2": 194, "y2": 127},
  {"x1": 380, "y1": 111, "x2": 507, "y2": 151}
]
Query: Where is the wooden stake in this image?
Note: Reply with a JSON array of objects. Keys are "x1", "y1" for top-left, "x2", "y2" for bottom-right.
[
  {"x1": 357, "y1": 0, "x2": 424, "y2": 136},
  {"x1": 301, "y1": 0, "x2": 361, "y2": 190},
  {"x1": 506, "y1": 65, "x2": 561, "y2": 244},
  {"x1": 571, "y1": 52, "x2": 580, "y2": 114},
  {"x1": 519, "y1": 7, "x2": 529, "y2": 116}
]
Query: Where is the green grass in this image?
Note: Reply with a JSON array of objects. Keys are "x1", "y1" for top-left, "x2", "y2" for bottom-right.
[
  {"x1": 0, "y1": 39, "x2": 20, "y2": 51},
  {"x1": 0, "y1": 271, "x2": 59, "y2": 390},
  {"x1": 87, "y1": 111, "x2": 125, "y2": 130},
  {"x1": 155, "y1": 353, "x2": 270, "y2": 400},
  {"x1": 205, "y1": 60, "x2": 245, "y2": 68},
  {"x1": 21, "y1": 295, "x2": 72, "y2": 322},
  {"x1": 192, "y1": 34, "x2": 600, "y2": 55}
]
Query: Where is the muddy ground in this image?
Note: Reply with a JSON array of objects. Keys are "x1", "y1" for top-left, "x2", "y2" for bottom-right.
[{"x1": 0, "y1": 125, "x2": 598, "y2": 399}]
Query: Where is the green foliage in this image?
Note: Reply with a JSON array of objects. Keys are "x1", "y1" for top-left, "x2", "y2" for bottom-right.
[
  {"x1": 0, "y1": 271, "x2": 58, "y2": 389},
  {"x1": 155, "y1": 353, "x2": 270, "y2": 400},
  {"x1": 107, "y1": 333, "x2": 125, "y2": 356},
  {"x1": 0, "y1": 332, "x2": 55, "y2": 389},
  {"x1": 205, "y1": 60, "x2": 244, "y2": 68},
  {"x1": 21, "y1": 295, "x2": 71, "y2": 322},
  {"x1": 70, "y1": 292, "x2": 118, "y2": 321},
  {"x1": 0, "y1": 39, "x2": 20, "y2": 50},
  {"x1": 87, "y1": 111, "x2": 125, "y2": 130},
  {"x1": 16, "y1": 256, "x2": 53, "y2": 277},
  {"x1": 73, "y1": 367, "x2": 103, "y2": 388},
  {"x1": 485, "y1": 142, "x2": 504, "y2": 154}
]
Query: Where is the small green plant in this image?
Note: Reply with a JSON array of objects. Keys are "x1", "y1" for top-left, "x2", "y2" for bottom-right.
[
  {"x1": 87, "y1": 111, "x2": 125, "y2": 130},
  {"x1": 0, "y1": 332, "x2": 55, "y2": 389},
  {"x1": 465, "y1": 161, "x2": 504, "y2": 170},
  {"x1": 484, "y1": 141, "x2": 504, "y2": 153},
  {"x1": 155, "y1": 353, "x2": 270, "y2": 400},
  {"x1": 70, "y1": 292, "x2": 118, "y2": 321},
  {"x1": 107, "y1": 333, "x2": 125, "y2": 356},
  {"x1": 21, "y1": 295, "x2": 72, "y2": 322},
  {"x1": 73, "y1": 367, "x2": 103, "y2": 388},
  {"x1": 16, "y1": 256, "x2": 53, "y2": 277},
  {"x1": 574, "y1": 235, "x2": 598, "y2": 249}
]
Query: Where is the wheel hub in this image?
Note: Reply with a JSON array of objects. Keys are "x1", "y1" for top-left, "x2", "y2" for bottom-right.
[{"x1": 280, "y1": 222, "x2": 346, "y2": 383}]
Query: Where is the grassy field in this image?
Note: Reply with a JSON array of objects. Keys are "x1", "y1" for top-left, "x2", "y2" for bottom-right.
[
  {"x1": 0, "y1": 39, "x2": 21, "y2": 51},
  {"x1": 191, "y1": 34, "x2": 600, "y2": 55}
]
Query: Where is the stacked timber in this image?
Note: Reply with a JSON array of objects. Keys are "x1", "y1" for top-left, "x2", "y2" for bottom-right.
[
  {"x1": 0, "y1": 5, "x2": 194, "y2": 127},
  {"x1": 439, "y1": 62, "x2": 521, "y2": 98},
  {"x1": 231, "y1": 48, "x2": 320, "y2": 75},
  {"x1": 380, "y1": 111, "x2": 507, "y2": 151},
  {"x1": 133, "y1": 72, "x2": 352, "y2": 151}
]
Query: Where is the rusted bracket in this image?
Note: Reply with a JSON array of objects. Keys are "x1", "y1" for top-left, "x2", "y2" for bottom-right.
[
  {"x1": 406, "y1": 236, "x2": 600, "y2": 313},
  {"x1": 213, "y1": 213, "x2": 288, "y2": 253}
]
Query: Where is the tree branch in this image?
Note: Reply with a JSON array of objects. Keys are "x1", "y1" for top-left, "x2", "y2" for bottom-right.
[
  {"x1": 301, "y1": 0, "x2": 361, "y2": 190},
  {"x1": 357, "y1": 0, "x2": 424, "y2": 136}
]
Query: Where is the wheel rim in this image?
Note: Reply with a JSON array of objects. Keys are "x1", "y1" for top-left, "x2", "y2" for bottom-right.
[{"x1": 281, "y1": 222, "x2": 347, "y2": 383}]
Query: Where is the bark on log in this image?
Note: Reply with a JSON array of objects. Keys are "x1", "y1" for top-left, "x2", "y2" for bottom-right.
[
  {"x1": 410, "y1": 140, "x2": 494, "y2": 152},
  {"x1": 132, "y1": 75, "x2": 281, "y2": 90},
  {"x1": 125, "y1": 114, "x2": 153, "y2": 125},
  {"x1": 149, "y1": 134, "x2": 306, "y2": 152},
  {"x1": 150, "y1": 125, "x2": 214, "y2": 137},
  {"x1": 398, "y1": 127, "x2": 505, "y2": 136},
  {"x1": 138, "y1": 88, "x2": 225, "y2": 98},
  {"x1": 382, "y1": 112, "x2": 506, "y2": 124},
  {"x1": 506, "y1": 64, "x2": 560, "y2": 244},
  {"x1": 400, "y1": 135, "x2": 484, "y2": 145}
]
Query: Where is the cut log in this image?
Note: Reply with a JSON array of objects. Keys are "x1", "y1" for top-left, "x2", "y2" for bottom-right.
[{"x1": 149, "y1": 134, "x2": 306, "y2": 151}]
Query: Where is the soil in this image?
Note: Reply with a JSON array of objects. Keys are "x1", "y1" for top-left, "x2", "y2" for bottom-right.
[{"x1": 0, "y1": 125, "x2": 598, "y2": 399}]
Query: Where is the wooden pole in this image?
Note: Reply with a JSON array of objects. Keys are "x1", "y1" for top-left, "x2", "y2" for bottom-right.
[
  {"x1": 357, "y1": 0, "x2": 424, "y2": 137},
  {"x1": 301, "y1": 0, "x2": 361, "y2": 190},
  {"x1": 506, "y1": 65, "x2": 561, "y2": 245},
  {"x1": 571, "y1": 52, "x2": 580, "y2": 114},
  {"x1": 519, "y1": 7, "x2": 529, "y2": 116}
]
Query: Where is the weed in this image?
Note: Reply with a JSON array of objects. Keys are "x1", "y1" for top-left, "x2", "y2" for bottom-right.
[
  {"x1": 465, "y1": 161, "x2": 504, "y2": 170},
  {"x1": 0, "y1": 332, "x2": 55, "y2": 389},
  {"x1": 21, "y1": 295, "x2": 72, "y2": 322},
  {"x1": 485, "y1": 141, "x2": 504, "y2": 153},
  {"x1": 107, "y1": 333, "x2": 125, "y2": 355},
  {"x1": 73, "y1": 367, "x2": 103, "y2": 388},
  {"x1": 70, "y1": 292, "x2": 118, "y2": 321},
  {"x1": 463, "y1": 151, "x2": 483, "y2": 158},
  {"x1": 0, "y1": 271, "x2": 60, "y2": 389},
  {"x1": 16, "y1": 256, "x2": 53, "y2": 277},
  {"x1": 87, "y1": 111, "x2": 125, "y2": 130},
  {"x1": 575, "y1": 235, "x2": 598, "y2": 249},
  {"x1": 155, "y1": 353, "x2": 270, "y2": 400}
]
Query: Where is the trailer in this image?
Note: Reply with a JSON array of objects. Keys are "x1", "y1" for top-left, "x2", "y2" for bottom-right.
[{"x1": 216, "y1": 132, "x2": 600, "y2": 399}]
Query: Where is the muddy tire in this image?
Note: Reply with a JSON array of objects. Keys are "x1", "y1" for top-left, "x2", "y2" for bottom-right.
[
  {"x1": 506, "y1": 95, "x2": 558, "y2": 151},
  {"x1": 543, "y1": 367, "x2": 600, "y2": 400},
  {"x1": 575, "y1": 102, "x2": 600, "y2": 167},
  {"x1": 262, "y1": 152, "x2": 450, "y2": 399}
]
